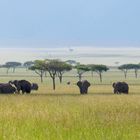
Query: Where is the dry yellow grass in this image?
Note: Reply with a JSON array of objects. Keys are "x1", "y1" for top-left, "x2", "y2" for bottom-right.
[
  {"x1": 0, "y1": 69, "x2": 139, "y2": 139},
  {"x1": 0, "y1": 87, "x2": 139, "y2": 140}
]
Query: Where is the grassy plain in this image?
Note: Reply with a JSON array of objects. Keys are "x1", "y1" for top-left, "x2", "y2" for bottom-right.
[{"x1": 0, "y1": 68, "x2": 139, "y2": 140}]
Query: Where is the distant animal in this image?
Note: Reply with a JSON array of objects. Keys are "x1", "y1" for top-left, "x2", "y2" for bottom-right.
[
  {"x1": 67, "y1": 81, "x2": 71, "y2": 85},
  {"x1": 112, "y1": 82, "x2": 129, "y2": 94},
  {"x1": 0, "y1": 83, "x2": 16, "y2": 94},
  {"x1": 77, "y1": 80, "x2": 91, "y2": 94},
  {"x1": 9, "y1": 80, "x2": 31, "y2": 94},
  {"x1": 31, "y1": 83, "x2": 39, "y2": 90}
]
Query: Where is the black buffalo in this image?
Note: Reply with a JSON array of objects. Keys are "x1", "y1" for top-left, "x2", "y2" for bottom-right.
[
  {"x1": 112, "y1": 82, "x2": 129, "y2": 94},
  {"x1": 77, "y1": 80, "x2": 91, "y2": 94},
  {"x1": 9, "y1": 80, "x2": 31, "y2": 94},
  {"x1": 31, "y1": 83, "x2": 39, "y2": 90},
  {"x1": 0, "y1": 83, "x2": 16, "y2": 94}
]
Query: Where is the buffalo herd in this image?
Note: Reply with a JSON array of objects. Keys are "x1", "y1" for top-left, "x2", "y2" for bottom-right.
[
  {"x1": 77, "y1": 80, "x2": 129, "y2": 95},
  {"x1": 0, "y1": 79, "x2": 129, "y2": 95},
  {"x1": 0, "y1": 80, "x2": 38, "y2": 94}
]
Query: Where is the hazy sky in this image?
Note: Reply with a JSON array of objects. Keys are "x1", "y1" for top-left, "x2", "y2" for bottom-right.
[
  {"x1": 0, "y1": 0, "x2": 140, "y2": 47},
  {"x1": 0, "y1": 47, "x2": 140, "y2": 65}
]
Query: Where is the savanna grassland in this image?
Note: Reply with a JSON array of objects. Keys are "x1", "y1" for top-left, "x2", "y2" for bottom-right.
[{"x1": 0, "y1": 68, "x2": 140, "y2": 140}]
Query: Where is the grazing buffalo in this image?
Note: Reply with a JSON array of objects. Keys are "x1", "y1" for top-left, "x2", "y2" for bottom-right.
[
  {"x1": 9, "y1": 80, "x2": 31, "y2": 94},
  {"x1": 0, "y1": 83, "x2": 16, "y2": 94},
  {"x1": 77, "y1": 80, "x2": 91, "y2": 94},
  {"x1": 112, "y1": 82, "x2": 129, "y2": 94},
  {"x1": 31, "y1": 83, "x2": 39, "y2": 90}
]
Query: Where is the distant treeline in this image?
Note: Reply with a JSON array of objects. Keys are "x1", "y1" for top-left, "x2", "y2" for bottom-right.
[{"x1": 0, "y1": 60, "x2": 140, "y2": 90}]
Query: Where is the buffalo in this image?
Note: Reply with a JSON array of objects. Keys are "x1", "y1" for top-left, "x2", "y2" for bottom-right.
[
  {"x1": 77, "y1": 80, "x2": 91, "y2": 94},
  {"x1": 9, "y1": 80, "x2": 31, "y2": 94},
  {"x1": 112, "y1": 82, "x2": 129, "y2": 94},
  {"x1": 0, "y1": 83, "x2": 17, "y2": 94},
  {"x1": 31, "y1": 83, "x2": 39, "y2": 90}
]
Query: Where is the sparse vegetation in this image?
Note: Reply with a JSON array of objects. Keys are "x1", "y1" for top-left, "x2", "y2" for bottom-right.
[
  {"x1": 29, "y1": 60, "x2": 46, "y2": 83},
  {"x1": 89, "y1": 64, "x2": 109, "y2": 82},
  {"x1": 0, "y1": 65, "x2": 139, "y2": 139},
  {"x1": 75, "y1": 64, "x2": 90, "y2": 81},
  {"x1": 2, "y1": 62, "x2": 22, "y2": 74},
  {"x1": 118, "y1": 64, "x2": 140, "y2": 79}
]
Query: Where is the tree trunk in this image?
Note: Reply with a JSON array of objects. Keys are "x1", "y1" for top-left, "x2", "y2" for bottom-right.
[
  {"x1": 52, "y1": 77, "x2": 55, "y2": 90},
  {"x1": 59, "y1": 75, "x2": 62, "y2": 83},
  {"x1": 135, "y1": 69, "x2": 138, "y2": 78},
  {"x1": 58, "y1": 72, "x2": 63, "y2": 83},
  {"x1": 40, "y1": 71, "x2": 44, "y2": 83},
  {"x1": 48, "y1": 71, "x2": 56, "y2": 90},
  {"x1": 79, "y1": 74, "x2": 82, "y2": 81},
  {"x1": 99, "y1": 72, "x2": 102, "y2": 83},
  {"x1": 13, "y1": 67, "x2": 16, "y2": 73},
  {"x1": 41, "y1": 75, "x2": 43, "y2": 83},
  {"x1": 124, "y1": 71, "x2": 127, "y2": 79}
]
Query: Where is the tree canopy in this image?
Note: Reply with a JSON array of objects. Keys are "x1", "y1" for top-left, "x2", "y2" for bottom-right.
[
  {"x1": 89, "y1": 64, "x2": 109, "y2": 82},
  {"x1": 45, "y1": 59, "x2": 63, "y2": 90},
  {"x1": 56, "y1": 61, "x2": 72, "y2": 83},
  {"x1": 29, "y1": 60, "x2": 46, "y2": 82},
  {"x1": 3, "y1": 62, "x2": 22, "y2": 73},
  {"x1": 75, "y1": 64, "x2": 90, "y2": 81},
  {"x1": 119, "y1": 64, "x2": 140, "y2": 78},
  {"x1": 23, "y1": 61, "x2": 34, "y2": 70}
]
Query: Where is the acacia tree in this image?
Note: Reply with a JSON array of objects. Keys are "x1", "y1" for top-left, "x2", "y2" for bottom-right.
[
  {"x1": 57, "y1": 62, "x2": 72, "y2": 83},
  {"x1": 2, "y1": 63, "x2": 11, "y2": 74},
  {"x1": 118, "y1": 64, "x2": 129, "y2": 79},
  {"x1": 93, "y1": 65, "x2": 109, "y2": 82},
  {"x1": 23, "y1": 61, "x2": 34, "y2": 71},
  {"x1": 45, "y1": 60, "x2": 61, "y2": 90},
  {"x1": 132, "y1": 64, "x2": 140, "y2": 78},
  {"x1": 29, "y1": 60, "x2": 45, "y2": 83},
  {"x1": 75, "y1": 64, "x2": 90, "y2": 81},
  {"x1": 88, "y1": 64, "x2": 96, "y2": 77},
  {"x1": 3, "y1": 62, "x2": 22, "y2": 74},
  {"x1": 119, "y1": 64, "x2": 140, "y2": 78}
]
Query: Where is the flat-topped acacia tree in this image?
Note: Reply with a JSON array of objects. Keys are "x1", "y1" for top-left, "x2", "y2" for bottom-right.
[
  {"x1": 23, "y1": 61, "x2": 34, "y2": 71},
  {"x1": 29, "y1": 60, "x2": 46, "y2": 83},
  {"x1": 119, "y1": 64, "x2": 140, "y2": 78},
  {"x1": 3, "y1": 62, "x2": 22, "y2": 74},
  {"x1": 75, "y1": 64, "x2": 90, "y2": 81},
  {"x1": 88, "y1": 64, "x2": 96, "y2": 77},
  {"x1": 57, "y1": 62, "x2": 72, "y2": 83},
  {"x1": 30, "y1": 59, "x2": 72, "y2": 89},
  {"x1": 131, "y1": 64, "x2": 140, "y2": 78},
  {"x1": 125, "y1": 64, "x2": 140, "y2": 78},
  {"x1": 45, "y1": 59, "x2": 70, "y2": 90},
  {"x1": 44, "y1": 59, "x2": 72, "y2": 89},
  {"x1": 93, "y1": 64, "x2": 109, "y2": 82},
  {"x1": 118, "y1": 64, "x2": 129, "y2": 79}
]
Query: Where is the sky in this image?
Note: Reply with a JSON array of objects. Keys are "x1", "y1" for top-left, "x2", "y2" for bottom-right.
[{"x1": 0, "y1": 0, "x2": 140, "y2": 47}]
